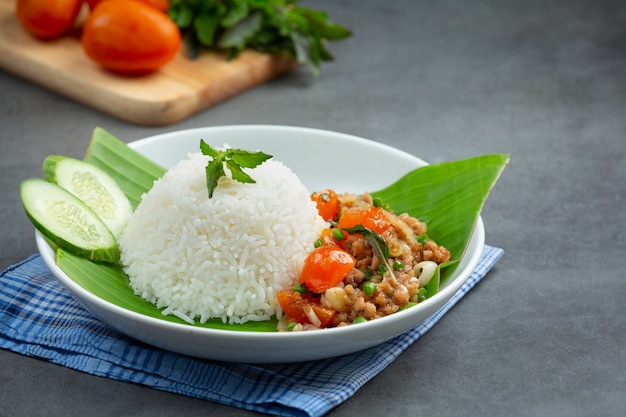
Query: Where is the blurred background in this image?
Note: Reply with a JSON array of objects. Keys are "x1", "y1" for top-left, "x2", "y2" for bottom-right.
[{"x1": 1, "y1": 0, "x2": 625, "y2": 416}]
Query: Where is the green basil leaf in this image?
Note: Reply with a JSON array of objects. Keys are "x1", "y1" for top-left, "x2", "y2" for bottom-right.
[
  {"x1": 169, "y1": 4, "x2": 194, "y2": 28},
  {"x1": 226, "y1": 160, "x2": 256, "y2": 184},
  {"x1": 221, "y1": 0, "x2": 250, "y2": 27},
  {"x1": 199, "y1": 139, "x2": 219, "y2": 158},
  {"x1": 218, "y1": 11, "x2": 263, "y2": 48},
  {"x1": 295, "y1": 6, "x2": 351, "y2": 40},
  {"x1": 194, "y1": 12, "x2": 221, "y2": 46},
  {"x1": 229, "y1": 149, "x2": 273, "y2": 168},
  {"x1": 205, "y1": 157, "x2": 225, "y2": 198}
]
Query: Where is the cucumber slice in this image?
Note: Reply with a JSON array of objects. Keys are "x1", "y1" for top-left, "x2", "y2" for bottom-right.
[
  {"x1": 43, "y1": 155, "x2": 133, "y2": 238},
  {"x1": 21, "y1": 178, "x2": 120, "y2": 263}
]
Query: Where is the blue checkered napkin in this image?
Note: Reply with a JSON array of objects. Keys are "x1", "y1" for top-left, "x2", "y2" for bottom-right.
[{"x1": 0, "y1": 245, "x2": 503, "y2": 417}]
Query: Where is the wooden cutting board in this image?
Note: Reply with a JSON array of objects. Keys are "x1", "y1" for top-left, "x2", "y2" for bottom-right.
[{"x1": 0, "y1": 0, "x2": 296, "y2": 125}]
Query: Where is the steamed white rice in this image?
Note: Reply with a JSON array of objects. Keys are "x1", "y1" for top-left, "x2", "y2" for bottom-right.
[{"x1": 118, "y1": 152, "x2": 327, "y2": 324}]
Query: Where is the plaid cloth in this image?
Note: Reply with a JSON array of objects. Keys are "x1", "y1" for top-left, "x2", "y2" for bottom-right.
[{"x1": 0, "y1": 245, "x2": 503, "y2": 417}]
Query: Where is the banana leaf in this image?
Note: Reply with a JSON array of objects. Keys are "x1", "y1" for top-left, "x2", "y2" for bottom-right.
[
  {"x1": 371, "y1": 153, "x2": 509, "y2": 290},
  {"x1": 56, "y1": 249, "x2": 279, "y2": 332},
  {"x1": 84, "y1": 127, "x2": 167, "y2": 209},
  {"x1": 55, "y1": 128, "x2": 509, "y2": 332}
]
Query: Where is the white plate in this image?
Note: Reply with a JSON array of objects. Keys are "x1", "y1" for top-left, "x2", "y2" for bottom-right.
[{"x1": 37, "y1": 125, "x2": 484, "y2": 363}]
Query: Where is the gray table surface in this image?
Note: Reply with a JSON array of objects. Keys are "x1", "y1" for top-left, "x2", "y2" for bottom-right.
[{"x1": 2, "y1": 0, "x2": 625, "y2": 416}]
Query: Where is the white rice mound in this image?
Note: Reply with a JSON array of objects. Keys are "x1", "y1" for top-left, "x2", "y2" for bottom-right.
[{"x1": 118, "y1": 152, "x2": 327, "y2": 325}]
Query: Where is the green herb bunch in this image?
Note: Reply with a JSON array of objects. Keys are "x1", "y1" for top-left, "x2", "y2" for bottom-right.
[
  {"x1": 199, "y1": 140, "x2": 272, "y2": 198},
  {"x1": 168, "y1": 0, "x2": 351, "y2": 76}
]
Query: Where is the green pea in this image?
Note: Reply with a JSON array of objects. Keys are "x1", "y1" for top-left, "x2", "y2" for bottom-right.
[
  {"x1": 353, "y1": 317, "x2": 368, "y2": 324},
  {"x1": 332, "y1": 228, "x2": 345, "y2": 241},
  {"x1": 418, "y1": 287, "x2": 428, "y2": 302},
  {"x1": 363, "y1": 281, "x2": 377, "y2": 296},
  {"x1": 393, "y1": 260, "x2": 403, "y2": 271}
]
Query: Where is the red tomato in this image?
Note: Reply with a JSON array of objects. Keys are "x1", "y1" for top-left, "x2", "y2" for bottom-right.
[
  {"x1": 84, "y1": 0, "x2": 101, "y2": 11},
  {"x1": 81, "y1": 0, "x2": 181, "y2": 74},
  {"x1": 277, "y1": 289, "x2": 336, "y2": 328},
  {"x1": 337, "y1": 206, "x2": 390, "y2": 234},
  {"x1": 311, "y1": 189, "x2": 340, "y2": 221},
  {"x1": 85, "y1": 0, "x2": 169, "y2": 13},
  {"x1": 300, "y1": 245, "x2": 356, "y2": 293},
  {"x1": 16, "y1": 0, "x2": 83, "y2": 40}
]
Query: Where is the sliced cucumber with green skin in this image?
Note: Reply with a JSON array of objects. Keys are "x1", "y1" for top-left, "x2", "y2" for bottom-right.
[
  {"x1": 20, "y1": 178, "x2": 120, "y2": 263},
  {"x1": 43, "y1": 155, "x2": 133, "y2": 238}
]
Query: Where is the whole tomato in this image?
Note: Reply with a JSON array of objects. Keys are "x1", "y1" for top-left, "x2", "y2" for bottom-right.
[
  {"x1": 84, "y1": 0, "x2": 169, "y2": 13},
  {"x1": 15, "y1": 0, "x2": 83, "y2": 40},
  {"x1": 81, "y1": 0, "x2": 181, "y2": 74}
]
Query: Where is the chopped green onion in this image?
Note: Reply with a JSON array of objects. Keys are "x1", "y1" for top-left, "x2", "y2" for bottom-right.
[
  {"x1": 378, "y1": 264, "x2": 388, "y2": 275},
  {"x1": 363, "y1": 281, "x2": 376, "y2": 296},
  {"x1": 287, "y1": 321, "x2": 297, "y2": 331},
  {"x1": 353, "y1": 317, "x2": 368, "y2": 324},
  {"x1": 372, "y1": 197, "x2": 391, "y2": 211},
  {"x1": 416, "y1": 233, "x2": 430, "y2": 244},
  {"x1": 363, "y1": 270, "x2": 373, "y2": 281},
  {"x1": 293, "y1": 283, "x2": 308, "y2": 295},
  {"x1": 314, "y1": 238, "x2": 323, "y2": 248}
]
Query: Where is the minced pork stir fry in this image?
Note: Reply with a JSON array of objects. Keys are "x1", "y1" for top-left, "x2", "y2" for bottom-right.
[{"x1": 277, "y1": 190, "x2": 451, "y2": 331}]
